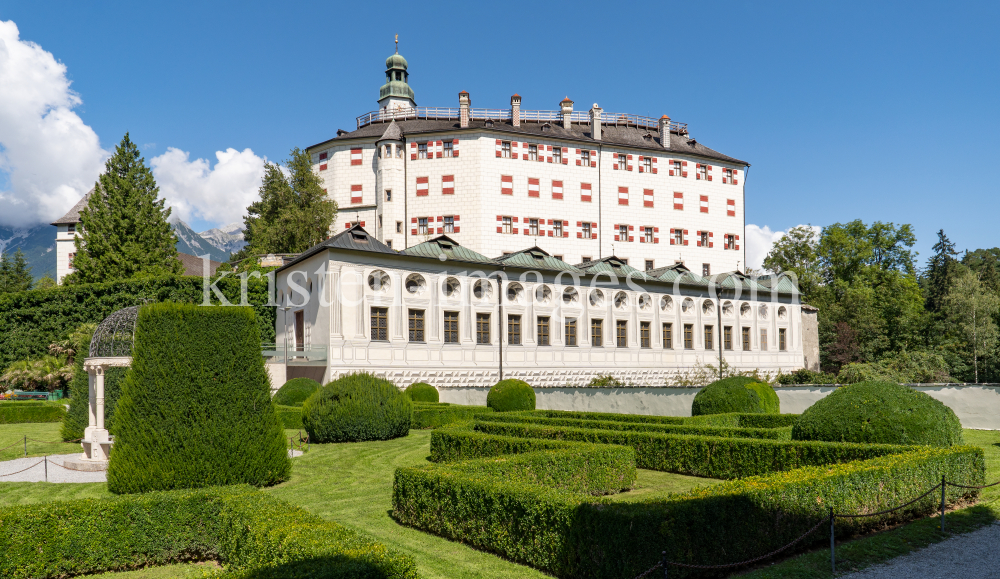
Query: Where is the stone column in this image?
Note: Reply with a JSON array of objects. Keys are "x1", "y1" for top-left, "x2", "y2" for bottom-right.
[{"x1": 94, "y1": 366, "x2": 105, "y2": 431}]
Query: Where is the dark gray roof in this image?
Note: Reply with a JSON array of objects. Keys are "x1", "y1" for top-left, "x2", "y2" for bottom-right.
[
  {"x1": 377, "y1": 120, "x2": 403, "y2": 142},
  {"x1": 309, "y1": 119, "x2": 748, "y2": 166},
  {"x1": 277, "y1": 224, "x2": 396, "y2": 272},
  {"x1": 51, "y1": 189, "x2": 93, "y2": 225}
]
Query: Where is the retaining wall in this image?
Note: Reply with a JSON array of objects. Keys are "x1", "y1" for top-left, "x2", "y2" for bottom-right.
[{"x1": 440, "y1": 384, "x2": 1000, "y2": 430}]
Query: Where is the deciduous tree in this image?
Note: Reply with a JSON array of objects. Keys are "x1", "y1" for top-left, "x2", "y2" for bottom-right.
[{"x1": 943, "y1": 268, "x2": 1000, "y2": 383}]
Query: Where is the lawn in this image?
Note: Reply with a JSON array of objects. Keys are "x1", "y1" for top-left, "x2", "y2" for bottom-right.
[
  {"x1": 77, "y1": 562, "x2": 218, "y2": 578},
  {"x1": 0, "y1": 423, "x2": 997, "y2": 579}
]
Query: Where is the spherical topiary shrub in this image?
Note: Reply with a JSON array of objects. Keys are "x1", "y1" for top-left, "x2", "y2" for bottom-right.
[
  {"x1": 273, "y1": 377, "x2": 321, "y2": 407},
  {"x1": 691, "y1": 376, "x2": 780, "y2": 416},
  {"x1": 487, "y1": 379, "x2": 536, "y2": 412},
  {"x1": 302, "y1": 372, "x2": 412, "y2": 443},
  {"x1": 791, "y1": 381, "x2": 963, "y2": 447},
  {"x1": 404, "y1": 382, "x2": 439, "y2": 403}
]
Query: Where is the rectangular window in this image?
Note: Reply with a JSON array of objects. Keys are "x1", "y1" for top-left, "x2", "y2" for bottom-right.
[
  {"x1": 703, "y1": 263, "x2": 711, "y2": 277},
  {"x1": 370, "y1": 307, "x2": 388, "y2": 341},
  {"x1": 704, "y1": 325, "x2": 714, "y2": 350},
  {"x1": 385, "y1": 189, "x2": 392, "y2": 202},
  {"x1": 502, "y1": 216, "x2": 512, "y2": 234},
  {"x1": 443, "y1": 141, "x2": 453, "y2": 157},
  {"x1": 645, "y1": 259, "x2": 654, "y2": 271},
  {"x1": 684, "y1": 324, "x2": 693, "y2": 349},
  {"x1": 644, "y1": 227, "x2": 653, "y2": 243},
  {"x1": 508, "y1": 314, "x2": 521, "y2": 345},
  {"x1": 418, "y1": 217, "x2": 428, "y2": 235},
  {"x1": 723, "y1": 168, "x2": 733, "y2": 183},
  {"x1": 553, "y1": 148, "x2": 562, "y2": 164},
  {"x1": 386, "y1": 240, "x2": 392, "y2": 249},
  {"x1": 724, "y1": 326, "x2": 733, "y2": 350},
  {"x1": 582, "y1": 222, "x2": 592, "y2": 238},
  {"x1": 725, "y1": 234, "x2": 736, "y2": 250},
  {"x1": 674, "y1": 229, "x2": 683, "y2": 245},
  {"x1": 760, "y1": 328, "x2": 768, "y2": 351},
  {"x1": 444, "y1": 311, "x2": 459, "y2": 344},
  {"x1": 779, "y1": 328, "x2": 787, "y2": 351},
  {"x1": 619, "y1": 224, "x2": 629, "y2": 241},
  {"x1": 700, "y1": 231, "x2": 709, "y2": 247},
  {"x1": 529, "y1": 219, "x2": 539, "y2": 236},
  {"x1": 529, "y1": 144, "x2": 538, "y2": 161},
  {"x1": 396, "y1": 221, "x2": 402, "y2": 233},
  {"x1": 565, "y1": 318, "x2": 577, "y2": 346},
  {"x1": 444, "y1": 216, "x2": 455, "y2": 234},
  {"x1": 581, "y1": 150, "x2": 591, "y2": 165},
  {"x1": 582, "y1": 256, "x2": 592, "y2": 263},
  {"x1": 476, "y1": 313, "x2": 491, "y2": 345},
  {"x1": 408, "y1": 309, "x2": 425, "y2": 342},
  {"x1": 617, "y1": 153, "x2": 627, "y2": 168},
  {"x1": 643, "y1": 157, "x2": 652, "y2": 172},
  {"x1": 68, "y1": 252, "x2": 76, "y2": 269},
  {"x1": 742, "y1": 327, "x2": 751, "y2": 351},
  {"x1": 553, "y1": 220, "x2": 563, "y2": 238},
  {"x1": 698, "y1": 164, "x2": 707, "y2": 180},
  {"x1": 591, "y1": 318, "x2": 603, "y2": 347},
  {"x1": 502, "y1": 141, "x2": 512, "y2": 158},
  {"x1": 67, "y1": 224, "x2": 76, "y2": 233},
  {"x1": 616, "y1": 320, "x2": 628, "y2": 347},
  {"x1": 640, "y1": 322, "x2": 651, "y2": 348},
  {"x1": 418, "y1": 142, "x2": 428, "y2": 159},
  {"x1": 672, "y1": 160, "x2": 682, "y2": 175},
  {"x1": 662, "y1": 323, "x2": 673, "y2": 349},
  {"x1": 537, "y1": 316, "x2": 550, "y2": 346}
]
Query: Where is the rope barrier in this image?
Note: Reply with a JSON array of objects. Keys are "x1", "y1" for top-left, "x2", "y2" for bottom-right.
[
  {"x1": 0, "y1": 459, "x2": 46, "y2": 478},
  {"x1": 24, "y1": 437, "x2": 82, "y2": 444},
  {"x1": 0, "y1": 438, "x2": 26, "y2": 453},
  {"x1": 946, "y1": 480, "x2": 1000, "y2": 490},
  {"x1": 45, "y1": 459, "x2": 104, "y2": 473},
  {"x1": 834, "y1": 483, "x2": 943, "y2": 519}
]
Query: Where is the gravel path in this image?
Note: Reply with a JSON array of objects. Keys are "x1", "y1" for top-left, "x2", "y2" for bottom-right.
[
  {"x1": 0, "y1": 454, "x2": 107, "y2": 483},
  {"x1": 841, "y1": 522, "x2": 1000, "y2": 578}
]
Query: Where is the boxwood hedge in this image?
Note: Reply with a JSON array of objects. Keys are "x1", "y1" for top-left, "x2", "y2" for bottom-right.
[
  {"x1": 404, "y1": 382, "x2": 439, "y2": 403},
  {"x1": 272, "y1": 377, "x2": 321, "y2": 407},
  {"x1": 411, "y1": 403, "x2": 492, "y2": 429},
  {"x1": 0, "y1": 402, "x2": 66, "y2": 424},
  {"x1": 302, "y1": 372, "x2": 411, "y2": 443},
  {"x1": 0, "y1": 485, "x2": 417, "y2": 579},
  {"x1": 466, "y1": 420, "x2": 913, "y2": 479},
  {"x1": 683, "y1": 412, "x2": 800, "y2": 429},
  {"x1": 275, "y1": 405, "x2": 303, "y2": 429},
  {"x1": 486, "y1": 379, "x2": 535, "y2": 412},
  {"x1": 394, "y1": 446, "x2": 983, "y2": 579},
  {"x1": 476, "y1": 412, "x2": 792, "y2": 440},
  {"x1": 106, "y1": 303, "x2": 290, "y2": 494},
  {"x1": 691, "y1": 376, "x2": 778, "y2": 416}
]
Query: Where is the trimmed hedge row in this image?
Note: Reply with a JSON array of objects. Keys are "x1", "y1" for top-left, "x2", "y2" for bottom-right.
[
  {"x1": 0, "y1": 485, "x2": 417, "y2": 579},
  {"x1": 273, "y1": 378, "x2": 321, "y2": 407},
  {"x1": 469, "y1": 420, "x2": 912, "y2": 479},
  {"x1": 410, "y1": 444, "x2": 635, "y2": 496},
  {"x1": 529, "y1": 410, "x2": 686, "y2": 425},
  {"x1": 394, "y1": 446, "x2": 983, "y2": 579},
  {"x1": 430, "y1": 423, "x2": 574, "y2": 463},
  {"x1": 684, "y1": 412, "x2": 800, "y2": 429},
  {"x1": 0, "y1": 404, "x2": 66, "y2": 424},
  {"x1": 275, "y1": 405, "x2": 303, "y2": 429},
  {"x1": 476, "y1": 412, "x2": 792, "y2": 440},
  {"x1": 411, "y1": 403, "x2": 492, "y2": 429}
]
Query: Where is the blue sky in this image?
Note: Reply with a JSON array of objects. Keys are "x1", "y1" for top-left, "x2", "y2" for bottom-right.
[{"x1": 1, "y1": 0, "x2": 997, "y2": 267}]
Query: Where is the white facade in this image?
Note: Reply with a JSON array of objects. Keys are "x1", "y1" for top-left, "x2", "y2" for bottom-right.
[
  {"x1": 274, "y1": 228, "x2": 804, "y2": 388},
  {"x1": 308, "y1": 53, "x2": 748, "y2": 276}
]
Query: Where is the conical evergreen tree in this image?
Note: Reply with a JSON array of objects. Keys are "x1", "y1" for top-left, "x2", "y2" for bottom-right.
[
  {"x1": 0, "y1": 248, "x2": 33, "y2": 293},
  {"x1": 925, "y1": 229, "x2": 958, "y2": 314},
  {"x1": 68, "y1": 133, "x2": 182, "y2": 283},
  {"x1": 236, "y1": 147, "x2": 336, "y2": 263}
]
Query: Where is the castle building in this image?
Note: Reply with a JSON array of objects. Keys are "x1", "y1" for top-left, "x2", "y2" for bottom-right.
[
  {"x1": 307, "y1": 49, "x2": 748, "y2": 277},
  {"x1": 271, "y1": 48, "x2": 814, "y2": 388}
]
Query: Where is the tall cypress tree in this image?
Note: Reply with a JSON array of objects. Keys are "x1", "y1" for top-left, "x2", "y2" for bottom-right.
[
  {"x1": 0, "y1": 249, "x2": 33, "y2": 293},
  {"x1": 925, "y1": 229, "x2": 958, "y2": 314},
  {"x1": 68, "y1": 133, "x2": 182, "y2": 283}
]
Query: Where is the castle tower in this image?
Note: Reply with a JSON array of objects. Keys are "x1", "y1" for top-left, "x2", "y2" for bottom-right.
[
  {"x1": 378, "y1": 38, "x2": 416, "y2": 111},
  {"x1": 375, "y1": 120, "x2": 404, "y2": 246}
]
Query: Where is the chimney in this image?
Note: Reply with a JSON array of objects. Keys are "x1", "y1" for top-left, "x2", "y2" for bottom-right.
[
  {"x1": 511, "y1": 94, "x2": 521, "y2": 127},
  {"x1": 658, "y1": 115, "x2": 671, "y2": 150},
  {"x1": 459, "y1": 91, "x2": 470, "y2": 128},
  {"x1": 589, "y1": 103, "x2": 602, "y2": 141},
  {"x1": 560, "y1": 97, "x2": 574, "y2": 129}
]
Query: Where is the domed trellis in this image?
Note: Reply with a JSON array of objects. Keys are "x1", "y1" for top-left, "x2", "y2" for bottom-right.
[
  {"x1": 71, "y1": 305, "x2": 142, "y2": 471},
  {"x1": 89, "y1": 305, "x2": 139, "y2": 357}
]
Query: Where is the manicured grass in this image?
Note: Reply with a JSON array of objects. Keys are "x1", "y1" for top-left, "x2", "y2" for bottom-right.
[
  {"x1": 737, "y1": 428, "x2": 1000, "y2": 578},
  {"x1": 0, "y1": 422, "x2": 80, "y2": 461},
  {"x1": 77, "y1": 562, "x2": 218, "y2": 578},
  {"x1": 608, "y1": 468, "x2": 721, "y2": 503}
]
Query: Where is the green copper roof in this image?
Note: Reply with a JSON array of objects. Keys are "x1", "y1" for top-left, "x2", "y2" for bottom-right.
[
  {"x1": 379, "y1": 52, "x2": 415, "y2": 103},
  {"x1": 576, "y1": 256, "x2": 650, "y2": 280},
  {"x1": 385, "y1": 53, "x2": 408, "y2": 70},
  {"x1": 495, "y1": 247, "x2": 579, "y2": 272},
  {"x1": 402, "y1": 236, "x2": 495, "y2": 265}
]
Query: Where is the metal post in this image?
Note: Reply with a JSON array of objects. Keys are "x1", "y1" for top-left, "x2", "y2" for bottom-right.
[
  {"x1": 941, "y1": 475, "x2": 946, "y2": 532},
  {"x1": 661, "y1": 550, "x2": 668, "y2": 578},
  {"x1": 830, "y1": 507, "x2": 835, "y2": 574},
  {"x1": 24, "y1": 435, "x2": 26, "y2": 457},
  {"x1": 44, "y1": 455, "x2": 48, "y2": 482}
]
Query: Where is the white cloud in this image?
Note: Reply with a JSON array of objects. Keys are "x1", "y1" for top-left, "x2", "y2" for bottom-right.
[
  {"x1": 0, "y1": 20, "x2": 108, "y2": 227},
  {"x1": 151, "y1": 147, "x2": 267, "y2": 226},
  {"x1": 745, "y1": 224, "x2": 822, "y2": 272}
]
